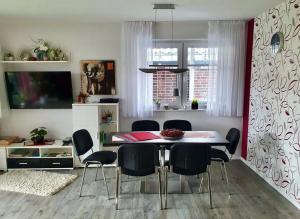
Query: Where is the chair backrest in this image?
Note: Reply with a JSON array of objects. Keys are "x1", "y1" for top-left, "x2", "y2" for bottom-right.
[
  {"x1": 132, "y1": 120, "x2": 160, "y2": 131},
  {"x1": 117, "y1": 144, "x2": 160, "y2": 176},
  {"x1": 170, "y1": 143, "x2": 211, "y2": 175},
  {"x1": 163, "y1": 120, "x2": 192, "y2": 131},
  {"x1": 225, "y1": 128, "x2": 240, "y2": 155},
  {"x1": 72, "y1": 129, "x2": 93, "y2": 156}
]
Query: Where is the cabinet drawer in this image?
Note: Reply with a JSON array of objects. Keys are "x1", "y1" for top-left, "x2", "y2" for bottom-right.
[
  {"x1": 7, "y1": 158, "x2": 40, "y2": 169},
  {"x1": 41, "y1": 158, "x2": 73, "y2": 168},
  {"x1": 7, "y1": 158, "x2": 73, "y2": 169}
]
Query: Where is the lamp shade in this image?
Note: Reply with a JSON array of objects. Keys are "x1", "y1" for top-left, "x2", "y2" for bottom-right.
[{"x1": 173, "y1": 88, "x2": 180, "y2": 97}]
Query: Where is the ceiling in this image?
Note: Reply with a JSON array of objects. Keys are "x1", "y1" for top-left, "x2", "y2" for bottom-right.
[{"x1": 0, "y1": 0, "x2": 283, "y2": 23}]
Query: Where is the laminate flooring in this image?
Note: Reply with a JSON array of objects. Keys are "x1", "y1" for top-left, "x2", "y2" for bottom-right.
[{"x1": 0, "y1": 160, "x2": 299, "y2": 219}]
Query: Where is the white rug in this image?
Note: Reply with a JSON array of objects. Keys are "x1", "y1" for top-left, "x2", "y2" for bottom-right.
[{"x1": 0, "y1": 170, "x2": 78, "y2": 196}]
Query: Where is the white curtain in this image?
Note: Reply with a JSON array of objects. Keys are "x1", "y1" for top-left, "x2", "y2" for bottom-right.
[
  {"x1": 121, "y1": 21, "x2": 153, "y2": 118},
  {"x1": 207, "y1": 21, "x2": 245, "y2": 117}
]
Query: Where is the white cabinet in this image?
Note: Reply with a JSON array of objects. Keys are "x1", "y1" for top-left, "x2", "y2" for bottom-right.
[
  {"x1": 0, "y1": 148, "x2": 7, "y2": 171},
  {"x1": 72, "y1": 103, "x2": 119, "y2": 166}
]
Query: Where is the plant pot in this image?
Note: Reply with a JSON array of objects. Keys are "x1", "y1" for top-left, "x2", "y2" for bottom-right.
[
  {"x1": 107, "y1": 116, "x2": 112, "y2": 123},
  {"x1": 155, "y1": 103, "x2": 161, "y2": 110},
  {"x1": 32, "y1": 136, "x2": 44, "y2": 144},
  {"x1": 191, "y1": 102, "x2": 198, "y2": 110}
]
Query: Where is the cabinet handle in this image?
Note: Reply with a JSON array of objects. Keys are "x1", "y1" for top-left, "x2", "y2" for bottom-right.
[
  {"x1": 19, "y1": 162, "x2": 28, "y2": 165},
  {"x1": 52, "y1": 162, "x2": 61, "y2": 165}
]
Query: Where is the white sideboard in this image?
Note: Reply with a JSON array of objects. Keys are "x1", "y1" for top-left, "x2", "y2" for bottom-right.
[{"x1": 0, "y1": 140, "x2": 73, "y2": 171}]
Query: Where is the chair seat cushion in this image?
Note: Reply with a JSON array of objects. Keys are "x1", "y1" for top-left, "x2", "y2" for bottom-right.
[
  {"x1": 83, "y1": 151, "x2": 117, "y2": 165},
  {"x1": 211, "y1": 148, "x2": 229, "y2": 162}
]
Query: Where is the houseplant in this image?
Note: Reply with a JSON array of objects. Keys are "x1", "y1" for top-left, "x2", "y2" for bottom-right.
[
  {"x1": 191, "y1": 99, "x2": 199, "y2": 110},
  {"x1": 3, "y1": 52, "x2": 15, "y2": 61},
  {"x1": 102, "y1": 110, "x2": 113, "y2": 123},
  {"x1": 30, "y1": 127, "x2": 47, "y2": 144},
  {"x1": 154, "y1": 99, "x2": 161, "y2": 110}
]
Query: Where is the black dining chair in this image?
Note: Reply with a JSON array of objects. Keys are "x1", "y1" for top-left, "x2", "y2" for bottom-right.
[
  {"x1": 165, "y1": 143, "x2": 213, "y2": 209},
  {"x1": 132, "y1": 120, "x2": 160, "y2": 131},
  {"x1": 115, "y1": 143, "x2": 163, "y2": 210},
  {"x1": 72, "y1": 129, "x2": 117, "y2": 198},
  {"x1": 211, "y1": 128, "x2": 240, "y2": 188},
  {"x1": 163, "y1": 119, "x2": 192, "y2": 131}
]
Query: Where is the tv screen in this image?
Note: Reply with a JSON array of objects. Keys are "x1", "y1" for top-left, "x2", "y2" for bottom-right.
[{"x1": 5, "y1": 71, "x2": 73, "y2": 109}]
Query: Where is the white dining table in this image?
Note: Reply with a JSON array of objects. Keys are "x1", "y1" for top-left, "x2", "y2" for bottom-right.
[{"x1": 103, "y1": 131, "x2": 229, "y2": 147}]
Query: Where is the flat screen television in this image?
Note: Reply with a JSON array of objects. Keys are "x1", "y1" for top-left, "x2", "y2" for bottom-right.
[{"x1": 5, "y1": 71, "x2": 73, "y2": 109}]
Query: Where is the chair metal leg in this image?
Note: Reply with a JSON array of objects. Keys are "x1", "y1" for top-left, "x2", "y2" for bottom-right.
[
  {"x1": 144, "y1": 176, "x2": 147, "y2": 193},
  {"x1": 220, "y1": 162, "x2": 225, "y2": 180},
  {"x1": 158, "y1": 168, "x2": 163, "y2": 210},
  {"x1": 222, "y1": 161, "x2": 229, "y2": 185},
  {"x1": 207, "y1": 167, "x2": 213, "y2": 209},
  {"x1": 101, "y1": 165, "x2": 110, "y2": 200},
  {"x1": 115, "y1": 168, "x2": 120, "y2": 210},
  {"x1": 222, "y1": 161, "x2": 230, "y2": 196},
  {"x1": 164, "y1": 167, "x2": 168, "y2": 209},
  {"x1": 79, "y1": 163, "x2": 88, "y2": 197},
  {"x1": 95, "y1": 164, "x2": 100, "y2": 181},
  {"x1": 199, "y1": 174, "x2": 204, "y2": 193}
]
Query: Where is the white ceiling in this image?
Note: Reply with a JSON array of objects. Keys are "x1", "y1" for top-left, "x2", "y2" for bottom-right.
[{"x1": 0, "y1": 0, "x2": 283, "y2": 23}]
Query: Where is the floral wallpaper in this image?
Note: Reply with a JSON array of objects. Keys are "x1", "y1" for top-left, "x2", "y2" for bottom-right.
[{"x1": 247, "y1": 0, "x2": 300, "y2": 208}]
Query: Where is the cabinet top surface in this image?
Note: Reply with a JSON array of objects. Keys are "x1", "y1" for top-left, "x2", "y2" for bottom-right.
[
  {"x1": 72, "y1": 103, "x2": 119, "y2": 106},
  {"x1": 0, "y1": 140, "x2": 73, "y2": 148}
]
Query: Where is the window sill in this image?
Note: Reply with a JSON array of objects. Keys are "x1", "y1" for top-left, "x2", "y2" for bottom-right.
[{"x1": 154, "y1": 108, "x2": 206, "y2": 112}]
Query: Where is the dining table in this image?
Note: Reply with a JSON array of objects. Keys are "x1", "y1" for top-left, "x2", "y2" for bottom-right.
[
  {"x1": 103, "y1": 131, "x2": 229, "y2": 194},
  {"x1": 103, "y1": 131, "x2": 229, "y2": 147}
]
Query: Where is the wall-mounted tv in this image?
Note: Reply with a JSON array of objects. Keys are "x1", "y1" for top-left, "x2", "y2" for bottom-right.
[{"x1": 5, "y1": 71, "x2": 73, "y2": 109}]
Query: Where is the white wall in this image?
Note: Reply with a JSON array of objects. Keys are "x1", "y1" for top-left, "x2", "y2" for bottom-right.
[
  {"x1": 0, "y1": 20, "x2": 242, "y2": 157},
  {"x1": 0, "y1": 21, "x2": 121, "y2": 138}
]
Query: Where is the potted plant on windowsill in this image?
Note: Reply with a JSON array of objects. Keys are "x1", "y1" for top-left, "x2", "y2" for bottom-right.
[
  {"x1": 30, "y1": 127, "x2": 47, "y2": 144},
  {"x1": 191, "y1": 99, "x2": 199, "y2": 110},
  {"x1": 154, "y1": 99, "x2": 161, "y2": 110}
]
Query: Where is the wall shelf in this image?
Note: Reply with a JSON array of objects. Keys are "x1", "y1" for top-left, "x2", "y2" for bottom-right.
[{"x1": 0, "y1": 60, "x2": 69, "y2": 64}]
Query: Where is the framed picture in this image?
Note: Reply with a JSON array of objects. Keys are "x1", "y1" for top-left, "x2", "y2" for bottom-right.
[{"x1": 80, "y1": 60, "x2": 116, "y2": 95}]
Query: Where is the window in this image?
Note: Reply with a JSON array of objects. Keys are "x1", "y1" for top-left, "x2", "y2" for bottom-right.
[
  {"x1": 149, "y1": 40, "x2": 209, "y2": 109},
  {"x1": 149, "y1": 42, "x2": 182, "y2": 104}
]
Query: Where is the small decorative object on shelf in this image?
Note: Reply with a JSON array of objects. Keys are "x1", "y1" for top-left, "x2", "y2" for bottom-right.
[
  {"x1": 199, "y1": 100, "x2": 207, "y2": 109},
  {"x1": 33, "y1": 39, "x2": 49, "y2": 61},
  {"x1": 30, "y1": 127, "x2": 47, "y2": 144},
  {"x1": 154, "y1": 99, "x2": 161, "y2": 110},
  {"x1": 3, "y1": 52, "x2": 15, "y2": 61},
  {"x1": 191, "y1": 99, "x2": 199, "y2": 110},
  {"x1": 77, "y1": 91, "x2": 89, "y2": 103},
  {"x1": 1, "y1": 38, "x2": 68, "y2": 62},
  {"x1": 99, "y1": 131, "x2": 106, "y2": 144},
  {"x1": 19, "y1": 50, "x2": 32, "y2": 61},
  {"x1": 102, "y1": 110, "x2": 113, "y2": 123}
]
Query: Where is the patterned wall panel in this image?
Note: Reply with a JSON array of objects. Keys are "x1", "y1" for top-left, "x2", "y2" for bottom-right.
[{"x1": 247, "y1": 0, "x2": 300, "y2": 208}]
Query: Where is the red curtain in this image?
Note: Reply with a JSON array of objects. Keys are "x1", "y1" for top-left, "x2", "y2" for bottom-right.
[{"x1": 241, "y1": 19, "x2": 254, "y2": 159}]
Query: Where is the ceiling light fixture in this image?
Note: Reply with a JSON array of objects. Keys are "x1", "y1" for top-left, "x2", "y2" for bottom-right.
[{"x1": 139, "y1": 3, "x2": 189, "y2": 74}]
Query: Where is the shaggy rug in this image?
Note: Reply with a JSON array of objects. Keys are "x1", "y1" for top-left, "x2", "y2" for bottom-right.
[{"x1": 0, "y1": 170, "x2": 77, "y2": 196}]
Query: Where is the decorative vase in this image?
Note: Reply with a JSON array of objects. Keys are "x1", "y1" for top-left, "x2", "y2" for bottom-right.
[{"x1": 191, "y1": 102, "x2": 198, "y2": 110}]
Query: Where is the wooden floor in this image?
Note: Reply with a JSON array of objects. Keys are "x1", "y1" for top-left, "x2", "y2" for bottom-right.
[{"x1": 0, "y1": 160, "x2": 299, "y2": 219}]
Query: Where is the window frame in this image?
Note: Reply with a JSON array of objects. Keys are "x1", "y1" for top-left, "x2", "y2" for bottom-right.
[{"x1": 151, "y1": 39, "x2": 209, "y2": 109}]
